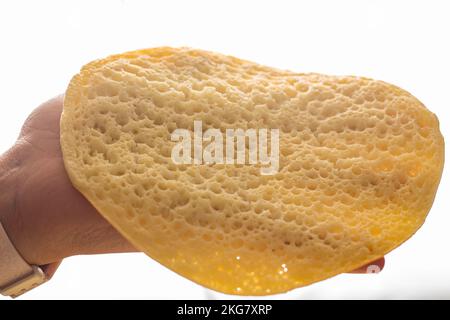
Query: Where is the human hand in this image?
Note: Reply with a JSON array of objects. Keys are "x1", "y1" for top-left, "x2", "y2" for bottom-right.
[
  {"x1": 0, "y1": 95, "x2": 384, "y2": 275},
  {"x1": 350, "y1": 257, "x2": 385, "y2": 274},
  {"x1": 0, "y1": 96, "x2": 137, "y2": 269}
]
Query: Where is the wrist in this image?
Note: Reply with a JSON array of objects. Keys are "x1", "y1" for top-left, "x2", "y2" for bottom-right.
[
  {"x1": 0, "y1": 146, "x2": 27, "y2": 262},
  {"x1": 0, "y1": 149, "x2": 61, "y2": 296},
  {"x1": 1, "y1": 144, "x2": 75, "y2": 265}
]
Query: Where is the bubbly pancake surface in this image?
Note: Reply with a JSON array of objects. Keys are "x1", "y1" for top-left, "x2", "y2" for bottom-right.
[{"x1": 61, "y1": 47, "x2": 444, "y2": 295}]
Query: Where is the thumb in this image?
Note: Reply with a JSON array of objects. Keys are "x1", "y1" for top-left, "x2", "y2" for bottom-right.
[{"x1": 349, "y1": 257, "x2": 385, "y2": 274}]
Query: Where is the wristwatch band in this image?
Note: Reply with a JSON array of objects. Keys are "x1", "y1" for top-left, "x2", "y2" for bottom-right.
[{"x1": 0, "y1": 222, "x2": 47, "y2": 298}]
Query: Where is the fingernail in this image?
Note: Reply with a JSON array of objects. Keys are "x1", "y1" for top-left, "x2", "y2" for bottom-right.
[{"x1": 366, "y1": 264, "x2": 381, "y2": 274}]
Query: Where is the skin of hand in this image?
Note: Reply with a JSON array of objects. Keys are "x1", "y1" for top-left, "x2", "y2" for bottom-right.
[
  {"x1": 0, "y1": 96, "x2": 137, "y2": 268},
  {"x1": 0, "y1": 95, "x2": 384, "y2": 274}
]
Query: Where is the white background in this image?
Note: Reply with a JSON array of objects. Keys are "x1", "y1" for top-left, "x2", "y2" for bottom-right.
[{"x1": 0, "y1": 0, "x2": 449, "y2": 299}]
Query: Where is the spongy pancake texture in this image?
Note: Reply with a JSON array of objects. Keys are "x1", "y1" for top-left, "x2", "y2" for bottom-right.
[{"x1": 61, "y1": 47, "x2": 444, "y2": 295}]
